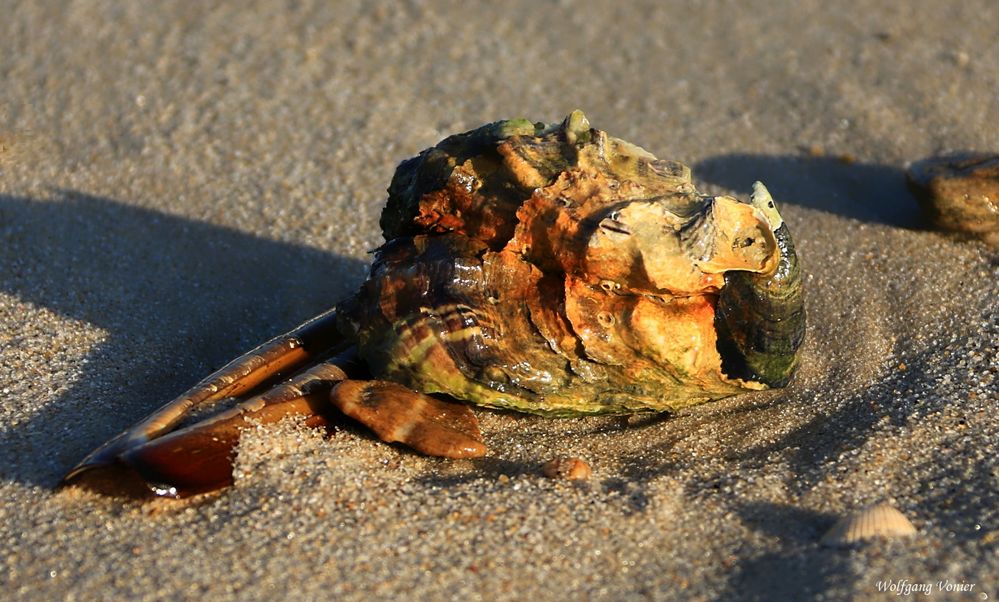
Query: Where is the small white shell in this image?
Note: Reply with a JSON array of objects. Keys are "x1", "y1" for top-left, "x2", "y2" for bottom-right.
[{"x1": 821, "y1": 503, "x2": 917, "y2": 547}]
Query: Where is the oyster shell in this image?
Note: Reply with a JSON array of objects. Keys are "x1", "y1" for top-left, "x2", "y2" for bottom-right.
[
  {"x1": 61, "y1": 111, "x2": 809, "y2": 498},
  {"x1": 340, "y1": 111, "x2": 806, "y2": 416}
]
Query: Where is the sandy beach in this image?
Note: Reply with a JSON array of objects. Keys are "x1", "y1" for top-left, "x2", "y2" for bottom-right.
[{"x1": 2, "y1": 1, "x2": 996, "y2": 599}]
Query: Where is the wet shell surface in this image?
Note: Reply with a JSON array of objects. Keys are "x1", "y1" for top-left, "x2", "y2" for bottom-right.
[
  {"x1": 59, "y1": 111, "x2": 809, "y2": 499},
  {"x1": 820, "y1": 503, "x2": 917, "y2": 547},
  {"x1": 340, "y1": 110, "x2": 806, "y2": 416}
]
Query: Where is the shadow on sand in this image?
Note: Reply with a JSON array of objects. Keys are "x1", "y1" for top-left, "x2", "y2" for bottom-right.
[
  {"x1": 2, "y1": 161, "x2": 986, "y2": 598},
  {"x1": 695, "y1": 153, "x2": 924, "y2": 229},
  {"x1": 0, "y1": 190, "x2": 367, "y2": 489}
]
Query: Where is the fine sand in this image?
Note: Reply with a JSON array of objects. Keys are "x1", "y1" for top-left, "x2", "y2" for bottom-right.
[{"x1": 1, "y1": 2, "x2": 996, "y2": 600}]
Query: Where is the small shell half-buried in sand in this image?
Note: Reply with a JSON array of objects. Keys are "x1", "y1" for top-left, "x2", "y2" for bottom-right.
[
  {"x1": 542, "y1": 456, "x2": 592, "y2": 480},
  {"x1": 907, "y1": 152, "x2": 999, "y2": 248},
  {"x1": 821, "y1": 502, "x2": 917, "y2": 547}
]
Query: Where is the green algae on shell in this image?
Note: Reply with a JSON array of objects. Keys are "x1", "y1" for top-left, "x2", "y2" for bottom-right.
[
  {"x1": 63, "y1": 111, "x2": 808, "y2": 498},
  {"x1": 340, "y1": 110, "x2": 807, "y2": 416}
]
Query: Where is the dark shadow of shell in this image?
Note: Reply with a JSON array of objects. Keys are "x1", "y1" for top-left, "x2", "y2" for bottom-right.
[
  {"x1": 695, "y1": 154, "x2": 923, "y2": 229},
  {"x1": 0, "y1": 190, "x2": 367, "y2": 491}
]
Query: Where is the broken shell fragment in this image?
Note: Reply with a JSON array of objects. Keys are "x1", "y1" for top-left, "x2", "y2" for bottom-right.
[
  {"x1": 330, "y1": 380, "x2": 487, "y2": 458},
  {"x1": 820, "y1": 503, "x2": 917, "y2": 547},
  {"x1": 542, "y1": 456, "x2": 592, "y2": 480},
  {"x1": 907, "y1": 152, "x2": 999, "y2": 248}
]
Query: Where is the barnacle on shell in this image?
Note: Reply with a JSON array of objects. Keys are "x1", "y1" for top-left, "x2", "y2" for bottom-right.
[
  {"x1": 341, "y1": 111, "x2": 806, "y2": 415},
  {"x1": 61, "y1": 112, "x2": 809, "y2": 499}
]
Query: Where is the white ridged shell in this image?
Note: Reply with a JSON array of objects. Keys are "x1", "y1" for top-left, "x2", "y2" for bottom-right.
[{"x1": 821, "y1": 503, "x2": 917, "y2": 547}]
